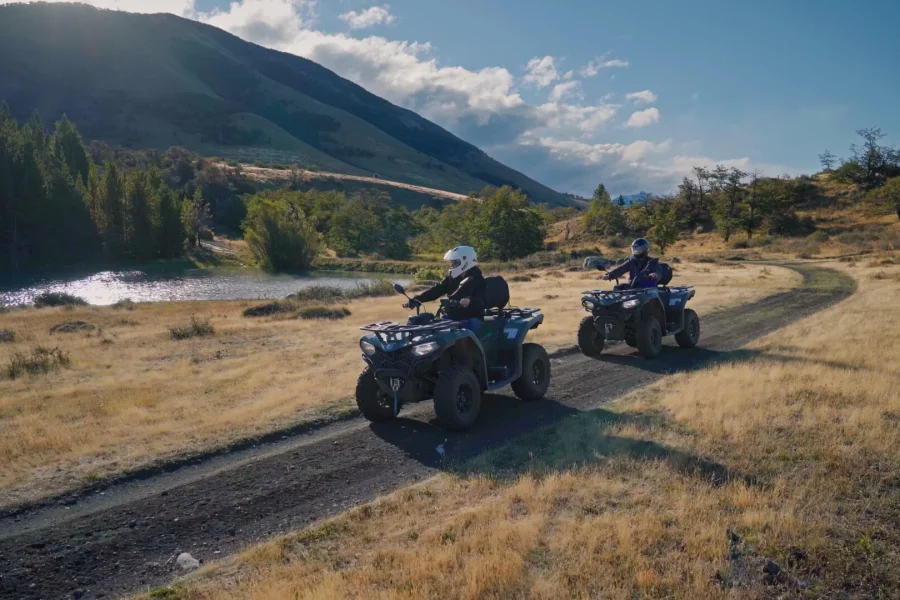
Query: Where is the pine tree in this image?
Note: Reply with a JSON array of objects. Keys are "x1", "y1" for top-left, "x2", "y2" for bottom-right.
[
  {"x1": 181, "y1": 188, "x2": 207, "y2": 248},
  {"x1": 156, "y1": 186, "x2": 185, "y2": 258},
  {"x1": 100, "y1": 161, "x2": 125, "y2": 257},
  {"x1": 52, "y1": 115, "x2": 90, "y2": 186},
  {"x1": 124, "y1": 171, "x2": 156, "y2": 259}
]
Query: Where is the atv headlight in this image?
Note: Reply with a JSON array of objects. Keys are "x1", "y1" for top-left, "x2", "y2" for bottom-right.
[
  {"x1": 411, "y1": 341, "x2": 440, "y2": 356},
  {"x1": 622, "y1": 299, "x2": 640, "y2": 309},
  {"x1": 360, "y1": 340, "x2": 377, "y2": 356}
]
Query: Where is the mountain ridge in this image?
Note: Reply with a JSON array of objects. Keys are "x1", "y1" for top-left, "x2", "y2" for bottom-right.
[{"x1": 0, "y1": 2, "x2": 577, "y2": 207}]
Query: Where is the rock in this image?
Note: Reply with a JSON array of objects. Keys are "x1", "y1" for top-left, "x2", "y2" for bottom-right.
[
  {"x1": 670, "y1": 257, "x2": 681, "y2": 264},
  {"x1": 176, "y1": 552, "x2": 200, "y2": 571}
]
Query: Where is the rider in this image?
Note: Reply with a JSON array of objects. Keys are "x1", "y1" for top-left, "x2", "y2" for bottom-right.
[
  {"x1": 404, "y1": 246, "x2": 487, "y2": 324},
  {"x1": 598, "y1": 238, "x2": 662, "y2": 289}
]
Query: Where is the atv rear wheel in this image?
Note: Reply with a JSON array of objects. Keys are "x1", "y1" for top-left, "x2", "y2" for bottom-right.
[
  {"x1": 511, "y1": 343, "x2": 551, "y2": 401},
  {"x1": 355, "y1": 367, "x2": 397, "y2": 423},
  {"x1": 433, "y1": 366, "x2": 482, "y2": 431},
  {"x1": 577, "y1": 316, "x2": 605, "y2": 357},
  {"x1": 636, "y1": 317, "x2": 663, "y2": 359},
  {"x1": 675, "y1": 309, "x2": 700, "y2": 349}
]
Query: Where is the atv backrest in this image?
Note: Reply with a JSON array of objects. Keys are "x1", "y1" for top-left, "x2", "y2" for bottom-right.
[
  {"x1": 657, "y1": 263, "x2": 673, "y2": 286},
  {"x1": 483, "y1": 276, "x2": 510, "y2": 311}
]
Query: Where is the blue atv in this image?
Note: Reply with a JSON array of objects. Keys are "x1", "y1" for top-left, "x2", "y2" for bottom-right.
[
  {"x1": 578, "y1": 258, "x2": 700, "y2": 359},
  {"x1": 356, "y1": 277, "x2": 550, "y2": 431}
]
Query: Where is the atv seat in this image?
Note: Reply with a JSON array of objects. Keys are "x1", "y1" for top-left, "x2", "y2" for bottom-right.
[{"x1": 483, "y1": 276, "x2": 510, "y2": 316}]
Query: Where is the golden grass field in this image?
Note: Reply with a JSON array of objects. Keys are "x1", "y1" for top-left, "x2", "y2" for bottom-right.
[
  {"x1": 156, "y1": 254, "x2": 900, "y2": 599},
  {"x1": 0, "y1": 262, "x2": 796, "y2": 507}
]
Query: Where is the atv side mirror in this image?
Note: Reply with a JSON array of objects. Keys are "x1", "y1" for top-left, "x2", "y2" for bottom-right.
[{"x1": 393, "y1": 283, "x2": 407, "y2": 296}]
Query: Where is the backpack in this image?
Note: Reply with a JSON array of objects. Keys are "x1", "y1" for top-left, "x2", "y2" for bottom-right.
[
  {"x1": 657, "y1": 263, "x2": 673, "y2": 286},
  {"x1": 483, "y1": 276, "x2": 510, "y2": 311}
]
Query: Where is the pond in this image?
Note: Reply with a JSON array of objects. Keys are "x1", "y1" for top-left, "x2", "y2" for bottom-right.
[{"x1": 0, "y1": 267, "x2": 409, "y2": 308}]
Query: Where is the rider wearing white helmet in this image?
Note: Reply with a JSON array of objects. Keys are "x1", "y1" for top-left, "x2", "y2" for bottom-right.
[{"x1": 405, "y1": 246, "x2": 487, "y2": 320}]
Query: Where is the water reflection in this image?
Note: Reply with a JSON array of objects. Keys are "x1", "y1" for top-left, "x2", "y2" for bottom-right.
[{"x1": 0, "y1": 267, "x2": 407, "y2": 307}]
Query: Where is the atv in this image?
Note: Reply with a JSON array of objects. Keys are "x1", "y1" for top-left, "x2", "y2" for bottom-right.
[
  {"x1": 577, "y1": 258, "x2": 700, "y2": 359},
  {"x1": 356, "y1": 277, "x2": 551, "y2": 431}
]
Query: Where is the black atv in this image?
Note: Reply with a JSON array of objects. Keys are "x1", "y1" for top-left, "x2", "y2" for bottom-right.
[
  {"x1": 578, "y1": 258, "x2": 700, "y2": 359},
  {"x1": 356, "y1": 277, "x2": 551, "y2": 431}
]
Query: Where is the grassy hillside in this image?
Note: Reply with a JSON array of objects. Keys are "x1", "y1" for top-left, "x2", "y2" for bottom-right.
[{"x1": 0, "y1": 2, "x2": 574, "y2": 207}]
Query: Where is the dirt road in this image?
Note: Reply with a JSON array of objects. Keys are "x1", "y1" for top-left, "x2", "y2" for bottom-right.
[
  {"x1": 234, "y1": 164, "x2": 472, "y2": 202},
  {"x1": 0, "y1": 263, "x2": 854, "y2": 600}
]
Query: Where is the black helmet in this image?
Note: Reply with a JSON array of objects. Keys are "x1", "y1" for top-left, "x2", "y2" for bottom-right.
[{"x1": 631, "y1": 238, "x2": 650, "y2": 257}]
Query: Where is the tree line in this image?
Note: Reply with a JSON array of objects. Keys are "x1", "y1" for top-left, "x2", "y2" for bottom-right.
[
  {"x1": 820, "y1": 128, "x2": 900, "y2": 219},
  {"x1": 0, "y1": 105, "x2": 241, "y2": 270},
  {"x1": 241, "y1": 185, "x2": 548, "y2": 271},
  {"x1": 581, "y1": 170, "x2": 816, "y2": 253}
]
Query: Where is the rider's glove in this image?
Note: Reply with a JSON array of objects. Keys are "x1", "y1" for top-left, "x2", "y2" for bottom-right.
[
  {"x1": 404, "y1": 297, "x2": 422, "y2": 309},
  {"x1": 601, "y1": 273, "x2": 612, "y2": 281}
]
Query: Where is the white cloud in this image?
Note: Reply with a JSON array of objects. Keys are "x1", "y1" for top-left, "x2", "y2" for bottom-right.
[
  {"x1": 202, "y1": 0, "x2": 313, "y2": 44},
  {"x1": 548, "y1": 81, "x2": 582, "y2": 102},
  {"x1": 339, "y1": 5, "x2": 395, "y2": 30},
  {"x1": 523, "y1": 56, "x2": 560, "y2": 88},
  {"x1": 579, "y1": 54, "x2": 629, "y2": 77},
  {"x1": 625, "y1": 90, "x2": 657, "y2": 106},
  {"x1": 626, "y1": 107, "x2": 660, "y2": 128}
]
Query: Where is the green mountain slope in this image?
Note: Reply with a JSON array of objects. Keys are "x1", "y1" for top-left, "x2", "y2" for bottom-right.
[{"x1": 0, "y1": 2, "x2": 574, "y2": 207}]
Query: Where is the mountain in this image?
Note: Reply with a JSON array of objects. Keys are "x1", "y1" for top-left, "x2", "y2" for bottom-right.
[
  {"x1": 0, "y1": 2, "x2": 574, "y2": 207},
  {"x1": 622, "y1": 192, "x2": 651, "y2": 205}
]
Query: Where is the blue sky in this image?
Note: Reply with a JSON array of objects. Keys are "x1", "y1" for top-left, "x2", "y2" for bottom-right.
[{"x1": 7, "y1": 0, "x2": 899, "y2": 196}]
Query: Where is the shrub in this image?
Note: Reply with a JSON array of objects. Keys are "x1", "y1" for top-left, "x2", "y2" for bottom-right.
[
  {"x1": 169, "y1": 316, "x2": 215, "y2": 340},
  {"x1": 243, "y1": 194, "x2": 321, "y2": 272},
  {"x1": 289, "y1": 280, "x2": 395, "y2": 304},
  {"x1": 112, "y1": 299, "x2": 136, "y2": 311},
  {"x1": 728, "y1": 239, "x2": 750, "y2": 249},
  {"x1": 298, "y1": 306, "x2": 351, "y2": 320},
  {"x1": 807, "y1": 230, "x2": 830, "y2": 243},
  {"x1": 49, "y1": 321, "x2": 97, "y2": 334},
  {"x1": 510, "y1": 275, "x2": 533, "y2": 282},
  {"x1": 0, "y1": 330, "x2": 15, "y2": 343},
  {"x1": 34, "y1": 292, "x2": 88, "y2": 308},
  {"x1": 242, "y1": 301, "x2": 295, "y2": 318},
  {"x1": 415, "y1": 267, "x2": 444, "y2": 282},
  {"x1": 6, "y1": 347, "x2": 70, "y2": 379},
  {"x1": 199, "y1": 227, "x2": 215, "y2": 241}
]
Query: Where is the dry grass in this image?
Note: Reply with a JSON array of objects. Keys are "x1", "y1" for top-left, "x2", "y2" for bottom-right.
[
  {"x1": 0, "y1": 262, "x2": 795, "y2": 507},
  {"x1": 162, "y1": 256, "x2": 900, "y2": 599}
]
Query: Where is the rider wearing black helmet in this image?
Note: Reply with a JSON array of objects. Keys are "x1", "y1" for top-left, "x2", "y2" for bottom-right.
[{"x1": 593, "y1": 238, "x2": 662, "y2": 289}]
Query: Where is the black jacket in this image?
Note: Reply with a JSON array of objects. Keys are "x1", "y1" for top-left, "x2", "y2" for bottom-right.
[
  {"x1": 605, "y1": 256, "x2": 661, "y2": 288},
  {"x1": 414, "y1": 266, "x2": 487, "y2": 320}
]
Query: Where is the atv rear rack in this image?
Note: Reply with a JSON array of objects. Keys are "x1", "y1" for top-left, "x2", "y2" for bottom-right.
[{"x1": 484, "y1": 306, "x2": 542, "y2": 318}]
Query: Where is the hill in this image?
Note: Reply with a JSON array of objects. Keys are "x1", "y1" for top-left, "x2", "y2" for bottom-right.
[{"x1": 0, "y1": 2, "x2": 575, "y2": 208}]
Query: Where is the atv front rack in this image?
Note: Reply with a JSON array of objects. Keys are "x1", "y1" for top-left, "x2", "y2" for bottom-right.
[{"x1": 361, "y1": 319, "x2": 463, "y2": 344}]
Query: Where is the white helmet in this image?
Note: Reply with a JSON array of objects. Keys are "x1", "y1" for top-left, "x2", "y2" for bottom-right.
[{"x1": 444, "y1": 246, "x2": 478, "y2": 279}]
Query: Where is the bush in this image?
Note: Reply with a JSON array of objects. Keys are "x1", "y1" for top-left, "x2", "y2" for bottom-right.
[
  {"x1": 33, "y1": 292, "x2": 88, "y2": 308},
  {"x1": 49, "y1": 321, "x2": 96, "y2": 334},
  {"x1": 243, "y1": 194, "x2": 321, "y2": 272},
  {"x1": 112, "y1": 299, "x2": 136, "y2": 310},
  {"x1": 728, "y1": 239, "x2": 750, "y2": 249},
  {"x1": 242, "y1": 301, "x2": 295, "y2": 318},
  {"x1": 298, "y1": 306, "x2": 351, "y2": 320},
  {"x1": 199, "y1": 227, "x2": 215, "y2": 241},
  {"x1": 415, "y1": 267, "x2": 444, "y2": 282},
  {"x1": 807, "y1": 230, "x2": 830, "y2": 243},
  {"x1": 169, "y1": 316, "x2": 215, "y2": 340},
  {"x1": 510, "y1": 275, "x2": 533, "y2": 282},
  {"x1": 6, "y1": 347, "x2": 70, "y2": 379},
  {"x1": 0, "y1": 330, "x2": 15, "y2": 343}
]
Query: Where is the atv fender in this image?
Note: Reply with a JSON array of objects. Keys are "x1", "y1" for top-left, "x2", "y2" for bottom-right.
[
  {"x1": 640, "y1": 297, "x2": 667, "y2": 334},
  {"x1": 435, "y1": 329, "x2": 490, "y2": 390}
]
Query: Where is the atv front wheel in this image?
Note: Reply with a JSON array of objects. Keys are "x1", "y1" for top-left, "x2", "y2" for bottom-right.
[
  {"x1": 511, "y1": 343, "x2": 551, "y2": 401},
  {"x1": 636, "y1": 318, "x2": 663, "y2": 359},
  {"x1": 675, "y1": 309, "x2": 700, "y2": 349},
  {"x1": 433, "y1": 366, "x2": 482, "y2": 431},
  {"x1": 355, "y1": 367, "x2": 397, "y2": 423},
  {"x1": 577, "y1": 316, "x2": 605, "y2": 357}
]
